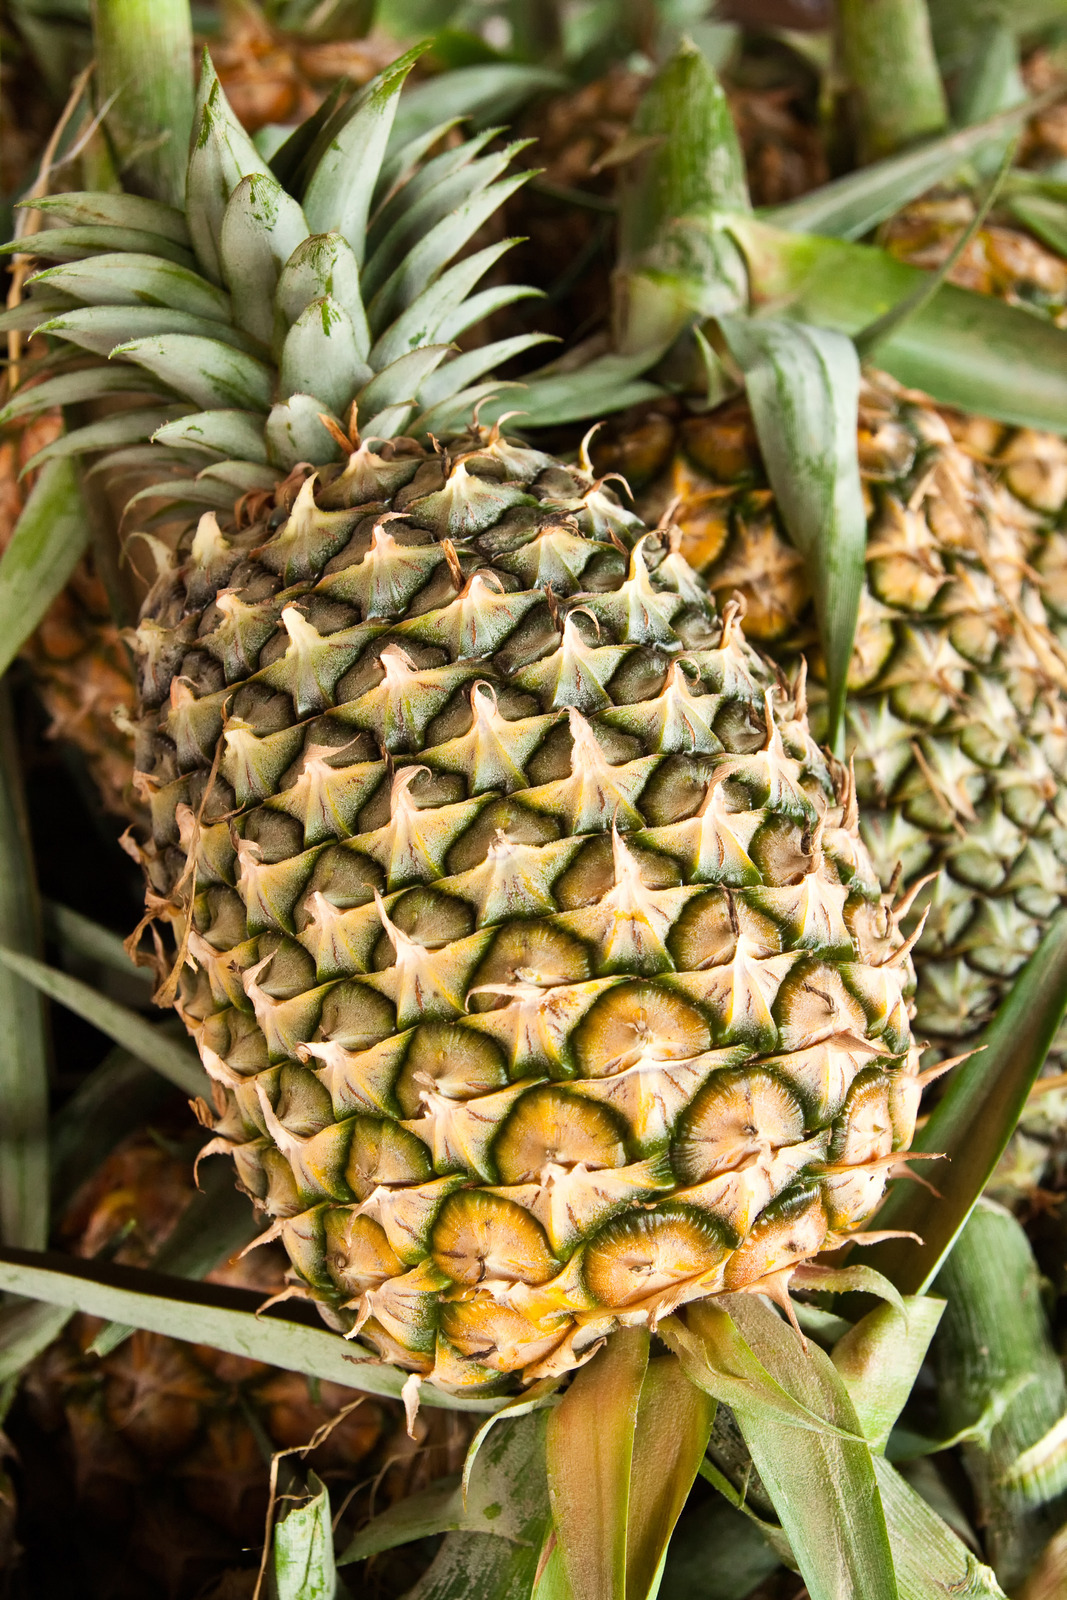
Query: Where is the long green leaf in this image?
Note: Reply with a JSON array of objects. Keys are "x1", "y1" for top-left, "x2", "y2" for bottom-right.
[
  {"x1": 669, "y1": 1297, "x2": 897, "y2": 1600},
  {"x1": 863, "y1": 911, "x2": 1067, "y2": 1294},
  {"x1": 546, "y1": 1329, "x2": 649, "y2": 1600},
  {"x1": 0, "y1": 456, "x2": 88, "y2": 678},
  {"x1": 0, "y1": 366, "x2": 166, "y2": 427},
  {"x1": 0, "y1": 1247, "x2": 501, "y2": 1409},
  {"x1": 302, "y1": 44, "x2": 427, "y2": 264},
  {"x1": 185, "y1": 51, "x2": 272, "y2": 286},
  {"x1": 22, "y1": 408, "x2": 187, "y2": 473},
  {"x1": 731, "y1": 217, "x2": 1067, "y2": 433},
  {"x1": 764, "y1": 96, "x2": 1052, "y2": 240},
  {"x1": 274, "y1": 1472, "x2": 337, "y2": 1600},
  {"x1": 716, "y1": 316, "x2": 865, "y2": 754},
  {"x1": 44, "y1": 902, "x2": 153, "y2": 985},
  {"x1": 487, "y1": 351, "x2": 664, "y2": 429},
  {"x1": 30, "y1": 192, "x2": 190, "y2": 245},
  {"x1": 29, "y1": 254, "x2": 231, "y2": 321},
  {"x1": 113, "y1": 335, "x2": 273, "y2": 412},
  {"x1": 0, "y1": 690, "x2": 48, "y2": 1250},
  {"x1": 0, "y1": 947, "x2": 207, "y2": 1098},
  {"x1": 385, "y1": 64, "x2": 567, "y2": 156}
]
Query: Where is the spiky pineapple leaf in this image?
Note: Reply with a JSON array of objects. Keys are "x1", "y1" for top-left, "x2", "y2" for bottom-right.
[
  {"x1": 113, "y1": 334, "x2": 274, "y2": 412},
  {"x1": 0, "y1": 692, "x2": 48, "y2": 1251},
  {"x1": 664, "y1": 1297, "x2": 897, "y2": 1600},
  {"x1": 44, "y1": 902, "x2": 154, "y2": 985},
  {"x1": 385, "y1": 63, "x2": 567, "y2": 155},
  {"x1": 301, "y1": 43, "x2": 428, "y2": 264},
  {"x1": 219, "y1": 171, "x2": 309, "y2": 346},
  {"x1": 154, "y1": 409, "x2": 271, "y2": 463},
  {"x1": 28, "y1": 254, "x2": 230, "y2": 321},
  {"x1": 0, "y1": 456, "x2": 88, "y2": 676},
  {"x1": 763, "y1": 95, "x2": 1050, "y2": 240},
  {"x1": 186, "y1": 51, "x2": 272, "y2": 285},
  {"x1": 862, "y1": 910, "x2": 1067, "y2": 1295},
  {"x1": 1, "y1": 228, "x2": 197, "y2": 269},
  {"x1": 22, "y1": 408, "x2": 188, "y2": 473},
  {"x1": 484, "y1": 351, "x2": 664, "y2": 429},
  {"x1": 26, "y1": 191, "x2": 191, "y2": 244},
  {"x1": 0, "y1": 1248, "x2": 503, "y2": 1409},
  {"x1": 0, "y1": 366, "x2": 166, "y2": 427},
  {"x1": 731, "y1": 218, "x2": 1067, "y2": 432},
  {"x1": 0, "y1": 947, "x2": 207, "y2": 1098},
  {"x1": 716, "y1": 316, "x2": 865, "y2": 754},
  {"x1": 274, "y1": 1473, "x2": 337, "y2": 1600}
]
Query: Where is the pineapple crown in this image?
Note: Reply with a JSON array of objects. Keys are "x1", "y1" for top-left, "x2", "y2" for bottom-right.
[{"x1": 6, "y1": 46, "x2": 549, "y2": 510}]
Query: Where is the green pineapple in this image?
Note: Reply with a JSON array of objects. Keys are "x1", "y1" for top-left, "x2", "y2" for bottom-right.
[{"x1": 5, "y1": 52, "x2": 923, "y2": 1396}]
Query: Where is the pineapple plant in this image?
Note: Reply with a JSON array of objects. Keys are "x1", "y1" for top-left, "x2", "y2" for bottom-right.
[{"x1": 3, "y1": 49, "x2": 926, "y2": 1399}]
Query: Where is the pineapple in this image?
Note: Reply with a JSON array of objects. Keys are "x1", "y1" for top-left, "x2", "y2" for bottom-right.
[
  {"x1": 7, "y1": 54, "x2": 923, "y2": 1397},
  {"x1": 593, "y1": 375, "x2": 1067, "y2": 1093}
]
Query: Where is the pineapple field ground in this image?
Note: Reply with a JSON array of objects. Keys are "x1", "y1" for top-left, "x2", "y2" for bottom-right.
[{"x1": 10, "y1": 1, "x2": 1067, "y2": 1597}]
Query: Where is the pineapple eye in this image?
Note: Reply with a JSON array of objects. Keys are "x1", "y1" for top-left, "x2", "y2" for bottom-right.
[
  {"x1": 324, "y1": 1209, "x2": 403, "y2": 1296},
  {"x1": 673, "y1": 1069, "x2": 805, "y2": 1185},
  {"x1": 573, "y1": 984, "x2": 710, "y2": 1077},
  {"x1": 582, "y1": 1205, "x2": 729, "y2": 1307},
  {"x1": 493, "y1": 1087, "x2": 627, "y2": 1183},
  {"x1": 471, "y1": 923, "x2": 590, "y2": 998},
  {"x1": 344, "y1": 1116, "x2": 432, "y2": 1200},
  {"x1": 430, "y1": 1191, "x2": 557, "y2": 1285},
  {"x1": 394, "y1": 1024, "x2": 507, "y2": 1116}
]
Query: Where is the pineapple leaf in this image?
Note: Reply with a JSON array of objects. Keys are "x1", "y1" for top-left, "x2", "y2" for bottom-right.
[
  {"x1": 830, "y1": 1297, "x2": 946, "y2": 1453},
  {"x1": 219, "y1": 172, "x2": 310, "y2": 346},
  {"x1": 716, "y1": 316, "x2": 865, "y2": 754},
  {"x1": 273, "y1": 1473, "x2": 337, "y2": 1600},
  {"x1": 731, "y1": 217, "x2": 1067, "y2": 433},
  {"x1": 385, "y1": 63, "x2": 567, "y2": 155},
  {"x1": 873, "y1": 1457, "x2": 1007, "y2": 1599},
  {"x1": 366, "y1": 172, "x2": 533, "y2": 337},
  {"x1": 415, "y1": 336, "x2": 556, "y2": 411},
  {"x1": 27, "y1": 192, "x2": 191, "y2": 244},
  {"x1": 112, "y1": 334, "x2": 274, "y2": 412},
  {"x1": 1, "y1": 228, "x2": 197, "y2": 269},
  {"x1": 154, "y1": 409, "x2": 271, "y2": 463},
  {"x1": 482, "y1": 351, "x2": 664, "y2": 429},
  {"x1": 36, "y1": 305, "x2": 264, "y2": 358},
  {"x1": 668, "y1": 1297, "x2": 897, "y2": 1600},
  {"x1": 275, "y1": 233, "x2": 370, "y2": 358},
  {"x1": 545, "y1": 1329, "x2": 648, "y2": 1600},
  {"x1": 365, "y1": 128, "x2": 502, "y2": 272},
  {"x1": 0, "y1": 366, "x2": 167, "y2": 427},
  {"x1": 355, "y1": 345, "x2": 451, "y2": 415},
  {"x1": 340, "y1": 1412, "x2": 544, "y2": 1561},
  {"x1": 435, "y1": 282, "x2": 542, "y2": 346},
  {"x1": 361, "y1": 138, "x2": 526, "y2": 303},
  {"x1": 266, "y1": 394, "x2": 345, "y2": 468},
  {"x1": 369, "y1": 238, "x2": 522, "y2": 370},
  {"x1": 44, "y1": 902, "x2": 153, "y2": 987},
  {"x1": 198, "y1": 460, "x2": 280, "y2": 492},
  {"x1": 1005, "y1": 192, "x2": 1067, "y2": 258},
  {"x1": 0, "y1": 457, "x2": 88, "y2": 676},
  {"x1": 92, "y1": 0, "x2": 194, "y2": 209},
  {"x1": 762, "y1": 94, "x2": 1051, "y2": 241},
  {"x1": 625, "y1": 1355, "x2": 716, "y2": 1600},
  {"x1": 301, "y1": 42, "x2": 429, "y2": 264},
  {"x1": 22, "y1": 408, "x2": 189, "y2": 475},
  {"x1": 0, "y1": 691, "x2": 49, "y2": 1251},
  {"x1": 186, "y1": 51, "x2": 272, "y2": 286},
  {"x1": 0, "y1": 947, "x2": 207, "y2": 1098},
  {"x1": 861, "y1": 910, "x2": 1067, "y2": 1296},
  {"x1": 280, "y1": 297, "x2": 374, "y2": 414},
  {"x1": 836, "y1": 0, "x2": 948, "y2": 161},
  {"x1": 28, "y1": 253, "x2": 232, "y2": 322},
  {"x1": 0, "y1": 1249, "x2": 503, "y2": 1409}
]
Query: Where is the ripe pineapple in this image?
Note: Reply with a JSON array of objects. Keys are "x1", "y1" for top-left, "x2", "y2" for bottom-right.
[
  {"x1": 9, "y1": 55, "x2": 922, "y2": 1396},
  {"x1": 594, "y1": 375, "x2": 1067, "y2": 1094}
]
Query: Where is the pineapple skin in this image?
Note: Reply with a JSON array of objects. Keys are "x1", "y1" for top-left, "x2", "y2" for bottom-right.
[
  {"x1": 594, "y1": 376, "x2": 1067, "y2": 1080},
  {"x1": 129, "y1": 425, "x2": 919, "y2": 1396}
]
